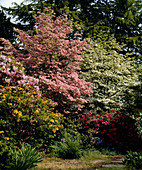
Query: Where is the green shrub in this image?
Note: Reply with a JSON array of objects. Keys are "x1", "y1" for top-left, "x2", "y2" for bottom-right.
[
  {"x1": 63, "y1": 117, "x2": 94, "y2": 150},
  {"x1": 6, "y1": 143, "x2": 42, "y2": 170},
  {"x1": 0, "y1": 139, "x2": 12, "y2": 169},
  {"x1": 123, "y1": 151, "x2": 142, "y2": 169},
  {"x1": 51, "y1": 131, "x2": 85, "y2": 159}
]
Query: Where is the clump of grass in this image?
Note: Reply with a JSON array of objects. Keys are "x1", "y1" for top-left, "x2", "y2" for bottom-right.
[
  {"x1": 80, "y1": 150, "x2": 108, "y2": 161},
  {"x1": 99, "y1": 147, "x2": 120, "y2": 156},
  {"x1": 6, "y1": 143, "x2": 42, "y2": 170}
]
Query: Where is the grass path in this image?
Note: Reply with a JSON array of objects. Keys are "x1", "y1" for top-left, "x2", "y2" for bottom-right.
[{"x1": 32, "y1": 152, "x2": 126, "y2": 170}]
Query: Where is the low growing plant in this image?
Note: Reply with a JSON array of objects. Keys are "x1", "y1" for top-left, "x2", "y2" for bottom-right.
[
  {"x1": 123, "y1": 151, "x2": 142, "y2": 169},
  {"x1": 6, "y1": 143, "x2": 42, "y2": 170},
  {"x1": 80, "y1": 149, "x2": 108, "y2": 161},
  {"x1": 50, "y1": 131, "x2": 85, "y2": 159},
  {"x1": 98, "y1": 147, "x2": 120, "y2": 156}
]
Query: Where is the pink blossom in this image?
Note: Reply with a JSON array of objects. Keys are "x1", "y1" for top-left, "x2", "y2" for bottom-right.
[
  {"x1": 0, "y1": 8, "x2": 93, "y2": 114},
  {"x1": 102, "y1": 121, "x2": 109, "y2": 125}
]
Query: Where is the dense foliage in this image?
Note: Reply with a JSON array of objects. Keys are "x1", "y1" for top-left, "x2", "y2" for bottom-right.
[
  {"x1": 0, "y1": 84, "x2": 64, "y2": 149},
  {"x1": 0, "y1": 3, "x2": 141, "y2": 167},
  {"x1": 0, "y1": 10, "x2": 16, "y2": 44},
  {"x1": 123, "y1": 151, "x2": 142, "y2": 169},
  {"x1": 0, "y1": 8, "x2": 92, "y2": 114},
  {"x1": 81, "y1": 34, "x2": 138, "y2": 113},
  {"x1": 0, "y1": 142, "x2": 42, "y2": 170},
  {"x1": 51, "y1": 131, "x2": 84, "y2": 159},
  {"x1": 80, "y1": 111, "x2": 142, "y2": 153},
  {"x1": 7, "y1": 143, "x2": 42, "y2": 170}
]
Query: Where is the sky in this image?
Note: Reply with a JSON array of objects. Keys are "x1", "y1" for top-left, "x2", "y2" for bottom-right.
[{"x1": 0, "y1": 0, "x2": 24, "y2": 8}]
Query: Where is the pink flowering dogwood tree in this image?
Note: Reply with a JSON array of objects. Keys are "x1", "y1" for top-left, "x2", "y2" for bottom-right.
[{"x1": 0, "y1": 8, "x2": 92, "y2": 113}]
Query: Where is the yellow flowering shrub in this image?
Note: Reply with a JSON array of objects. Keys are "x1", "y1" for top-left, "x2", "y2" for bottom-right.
[{"x1": 0, "y1": 85, "x2": 64, "y2": 150}]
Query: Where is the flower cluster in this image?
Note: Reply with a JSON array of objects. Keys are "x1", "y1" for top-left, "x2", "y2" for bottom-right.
[
  {"x1": 0, "y1": 85, "x2": 64, "y2": 149},
  {"x1": 0, "y1": 7, "x2": 93, "y2": 114},
  {"x1": 80, "y1": 111, "x2": 115, "y2": 134},
  {"x1": 80, "y1": 111, "x2": 142, "y2": 153}
]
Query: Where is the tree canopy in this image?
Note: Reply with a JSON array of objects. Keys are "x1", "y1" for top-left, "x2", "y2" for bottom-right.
[
  {"x1": 1, "y1": 0, "x2": 142, "y2": 60},
  {"x1": 80, "y1": 33, "x2": 138, "y2": 113},
  {"x1": 0, "y1": 0, "x2": 141, "y2": 113},
  {"x1": 0, "y1": 8, "x2": 92, "y2": 114}
]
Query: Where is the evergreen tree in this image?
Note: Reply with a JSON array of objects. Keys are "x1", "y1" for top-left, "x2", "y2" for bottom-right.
[
  {"x1": 2, "y1": 0, "x2": 141, "y2": 58},
  {"x1": 0, "y1": 10, "x2": 15, "y2": 44}
]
